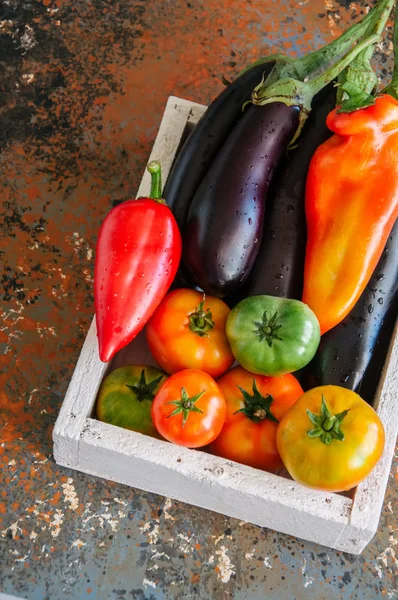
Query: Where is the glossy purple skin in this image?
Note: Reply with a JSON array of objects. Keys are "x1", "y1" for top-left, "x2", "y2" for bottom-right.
[
  {"x1": 183, "y1": 102, "x2": 300, "y2": 297},
  {"x1": 163, "y1": 62, "x2": 275, "y2": 231}
]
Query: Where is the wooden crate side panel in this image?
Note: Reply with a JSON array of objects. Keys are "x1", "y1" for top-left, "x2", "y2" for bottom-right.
[
  {"x1": 136, "y1": 96, "x2": 206, "y2": 199},
  {"x1": 336, "y1": 322, "x2": 398, "y2": 554},
  {"x1": 77, "y1": 418, "x2": 352, "y2": 549},
  {"x1": 53, "y1": 319, "x2": 107, "y2": 467}
]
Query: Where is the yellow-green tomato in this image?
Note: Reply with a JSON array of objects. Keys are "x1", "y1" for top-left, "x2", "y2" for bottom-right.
[
  {"x1": 96, "y1": 365, "x2": 167, "y2": 437},
  {"x1": 276, "y1": 385, "x2": 385, "y2": 492}
]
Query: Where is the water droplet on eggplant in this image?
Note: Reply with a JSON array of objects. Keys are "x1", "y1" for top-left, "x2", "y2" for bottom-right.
[
  {"x1": 368, "y1": 304, "x2": 374, "y2": 314},
  {"x1": 378, "y1": 297, "x2": 383, "y2": 304},
  {"x1": 340, "y1": 374, "x2": 350, "y2": 384},
  {"x1": 248, "y1": 218, "x2": 252, "y2": 225}
]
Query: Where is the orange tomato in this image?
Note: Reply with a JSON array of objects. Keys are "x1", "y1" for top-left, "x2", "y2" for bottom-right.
[
  {"x1": 209, "y1": 366, "x2": 304, "y2": 471},
  {"x1": 146, "y1": 288, "x2": 234, "y2": 378},
  {"x1": 276, "y1": 385, "x2": 385, "y2": 492},
  {"x1": 151, "y1": 369, "x2": 227, "y2": 448}
]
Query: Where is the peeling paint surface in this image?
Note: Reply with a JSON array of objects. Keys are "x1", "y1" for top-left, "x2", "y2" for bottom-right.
[{"x1": 0, "y1": 0, "x2": 397, "y2": 599}]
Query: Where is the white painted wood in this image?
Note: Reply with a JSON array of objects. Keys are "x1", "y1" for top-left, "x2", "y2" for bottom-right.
[
  {"x1": 334, "y1": 320, "x2": 398, "y2": 553},
  {"x1": 136, "y1": 96, "x2": 206, "y2": 199},
  {"x1": 53, "y1": 96, "x2": 398, "y2": 554},
  {"x1": 78, "y1": 418, "x2": 352, "y2": 549}
]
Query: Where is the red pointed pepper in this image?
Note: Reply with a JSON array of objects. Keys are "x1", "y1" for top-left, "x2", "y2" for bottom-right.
[{"x1": 95, "y1": 161, "x2": 182, "y2": 362}]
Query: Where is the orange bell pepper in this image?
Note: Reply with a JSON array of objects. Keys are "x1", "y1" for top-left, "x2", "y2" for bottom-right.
[{"x1": 303, "y1": 94, "x2": 398, "y2": 334}]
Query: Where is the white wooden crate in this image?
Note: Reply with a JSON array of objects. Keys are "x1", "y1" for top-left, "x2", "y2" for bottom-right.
[{"x1": 53, "y1": 96, "x2": 398, "y2": 554}]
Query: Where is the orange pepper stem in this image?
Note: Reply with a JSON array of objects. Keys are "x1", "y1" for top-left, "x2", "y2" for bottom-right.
[
  {"x1": 382, "y1": 4, "x2": 398, "y2": 100},
  {"x1": 337, "y1": 0, "x2": 394, "y2": 111},
  {"x1": 306, "y1": 395, "x2": 350, "y2": 445}
]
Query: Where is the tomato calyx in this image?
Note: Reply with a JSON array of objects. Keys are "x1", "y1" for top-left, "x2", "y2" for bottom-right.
[
  {"x1": 306, "y1": 395, "x2": 350, "y2": 445},
  {"x1": 125, "y1": 369, "x2": 164, "y2": 402},
  {"x1": 166, "y1": 387, "x2": 205, "y2": 427},
  {"x1": 188, "y1": 299, "x2": 215, "y2": 337},
  {"x1": 235, "y1": 379, "x2": 279, "y2": 424},
  {"x1": 253, "y1": 311, "x2": 283, "y2": 347}
]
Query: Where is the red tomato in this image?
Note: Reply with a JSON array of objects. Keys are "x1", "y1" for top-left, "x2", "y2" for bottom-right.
[
  {"x1": 151, "y1": 369, "x2": 226, "y2": 448},
  {"x1": 146, "y1": 288, "x2": 234, "y2": 378},
  {"x1": 209, "y1": 366, "x2": 304, "y2": 471}
]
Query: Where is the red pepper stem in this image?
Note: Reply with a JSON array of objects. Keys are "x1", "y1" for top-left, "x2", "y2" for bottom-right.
[{"x1": 147, "y1": 160, "x2": 163, "y2": 202}]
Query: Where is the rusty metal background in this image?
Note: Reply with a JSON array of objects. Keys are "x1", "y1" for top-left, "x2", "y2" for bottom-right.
[{"x1": 0, "y1": 1, "x2": 397, "y2": 598}]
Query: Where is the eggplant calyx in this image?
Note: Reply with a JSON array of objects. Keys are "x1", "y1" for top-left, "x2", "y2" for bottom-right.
[
  {"x1": 234, "y1": 379, "x2": 278, "y2": 424},
  {"x1": 251, "y1": 33, "x2": 380, "y2": 145},
  {"x1": 237, "y1": 54, "x2": 293, "y2": 78},
  {"x1": 188, "y1": 299, "x2": 215, "y2": 337},
  {"x1": 306, "y1": 395, "x2": 350, "y2": 445},
  {"x1": 253, "y1": 310, "x2": 283, "y2": 347},
  {"x1": 125, "y1": 369, "x2": 164, "y2": 402},
  {"x1": 165, "y1": 387, "x2": 205, "y2": 427}
]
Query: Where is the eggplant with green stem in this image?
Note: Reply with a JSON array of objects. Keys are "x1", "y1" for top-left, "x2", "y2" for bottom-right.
[{"x1": 182, "y1": 27, "x2": 380, "y2": 297}]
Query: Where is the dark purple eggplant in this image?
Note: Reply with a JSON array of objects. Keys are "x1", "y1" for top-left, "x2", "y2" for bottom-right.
[
  {"x1": 360, "y1": 296, "x2": 397, "y2": 403},
  {"x1": 181, "y1": 31, "x2": 377, "y2": 298},
  {"x1": 303, "y1": 219, "x2": 398, "y2": 397},
  {"x1": 163, "y1": 62, "x2": 275, "y2": 230},
  {"x1": 183, "y1": 102, "x2": 300, "y2": 297},
  {"x1": 239, "y1": 85, "x2": 336, "y2": 301}
]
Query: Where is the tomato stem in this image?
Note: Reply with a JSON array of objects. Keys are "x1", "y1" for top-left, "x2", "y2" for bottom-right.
[
  {"x1": 306, "y1": 395, "x2": 349, "y2": 445},
  {"x1": 125, "y1": 369, "x2": 164, "y2": 402},
  {"x1": 253, "y1": 311, "x2": 283, "y2": 347},
  {"x1": 189, "y1": 298, "x2": 215, "y2": 337},
  {"x1": 166, "y1": 387, "x2": 205, "y2": 427},
  {"x1": 234, "y1": 379, "x2": 278, "y2": 424}
]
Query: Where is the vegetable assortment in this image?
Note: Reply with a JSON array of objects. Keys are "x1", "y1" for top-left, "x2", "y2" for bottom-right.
[{"x1": 93, "y1": 0, "x2": 398, "y2": 492}]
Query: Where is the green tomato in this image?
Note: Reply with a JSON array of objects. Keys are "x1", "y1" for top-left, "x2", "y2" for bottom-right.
[
  {"x1": 226, "y1": 295, "x2": 320, "y2": 376},
  {"x1": 96, "y1": 365, "x2": 167, "y2": 437}
]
